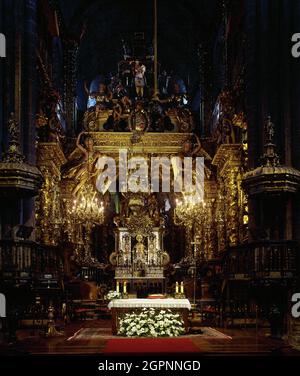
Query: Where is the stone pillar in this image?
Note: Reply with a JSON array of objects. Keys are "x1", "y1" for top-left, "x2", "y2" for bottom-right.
[
  {"x1": 22, "y1": 0, "x2": 38, "y2": 235},
  {"x1": 22, "y1": 0, "x2": 37, "y2": 164},
  {"x1": 0, "y1": 0, "x2": 17, "y2": 144},
  {"x1": 244, "y1": 0, "x2": 260, "y2": 169},
  {"x1": 0, "y1": 1, "x2": 40, "y2": 241},
  {"x1": 245, "y1": 0, "x2": 300, "y2": 168},
  {"x1": 0, "y1": 1, "x2": 22, "y2": 236},
  {"x1": 0, "y1": 0, "x2": 4, "y2": 149}
]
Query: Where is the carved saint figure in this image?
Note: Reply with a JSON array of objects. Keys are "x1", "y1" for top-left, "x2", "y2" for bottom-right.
[
  {"x1": 133, "y1": 234, "x2": 145, "y2": 261},
  {"x1": 134, "y1": 60, "x2": 146, "y2": 98},
  {"x1": 265, "y1": 116, "x2": 275, "y2": 142}
]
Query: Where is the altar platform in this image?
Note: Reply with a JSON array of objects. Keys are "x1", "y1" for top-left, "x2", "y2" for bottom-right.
[
  {"x1": 2, "y1": 319, "x2": 299, "y2": 356},
  {"x1": 108, "y1": 298, "x2": 192, "y2": 335}
]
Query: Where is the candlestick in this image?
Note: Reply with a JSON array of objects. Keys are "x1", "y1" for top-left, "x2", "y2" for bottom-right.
[
  {"x1": 175, "y1": 281, "x2": 179, "y2": 293},
  {"x1": 180, "y1": 281, "x2": 184, "y2": 294},
  {"x1": 116, "y1": 281, "x2": 120, "y2": 293},
  {"x1": 123, "y1": 281, "x2": 127, "y2": 294}
]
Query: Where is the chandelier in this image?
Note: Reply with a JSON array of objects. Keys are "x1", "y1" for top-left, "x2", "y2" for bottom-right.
[
  {"x1": 174, "y1": 194, "x2": 207, "y2": 264},
  {"x1": 69, "y1": 182, "x2": 105, "y2": 225},
  {"x1": 174, "y1": 193, "x2": 205, "y2": 228}
]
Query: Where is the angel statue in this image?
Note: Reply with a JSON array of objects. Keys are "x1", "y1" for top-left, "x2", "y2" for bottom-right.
[
  {"x1": 182, "y1": 134, "x2": 212, "y2": 178},
  {"x1": 180, "y1": 134, "x2": 212, "y2": 160},
  {"x1": 62, "y1": 131, "x2": 100, "y2": 196}
]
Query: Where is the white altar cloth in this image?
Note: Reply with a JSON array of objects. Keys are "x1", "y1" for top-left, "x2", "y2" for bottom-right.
[{"x1": 108, "y1": 298, "x2": 192, "y2": 310}]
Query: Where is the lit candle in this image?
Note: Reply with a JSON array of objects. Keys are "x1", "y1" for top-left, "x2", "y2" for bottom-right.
[
  {"x1": 175, "y1": 281, "x2": 179, "y2": 294},
  {"x1": 116, "y1": 281, "x2": 120, "y2": 293},
  {"x1": 123, "y1": 281, "x2": 127, "y2": 294},
  {"x1": 180, "y1": 281, "x2": 184, "y2": 294}
]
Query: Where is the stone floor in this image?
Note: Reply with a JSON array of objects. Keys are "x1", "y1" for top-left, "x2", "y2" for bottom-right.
[{"x1": 1, "y1": 319, "x2": 299, "y2": 356}]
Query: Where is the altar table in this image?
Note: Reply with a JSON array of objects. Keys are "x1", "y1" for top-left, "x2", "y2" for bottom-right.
[{"x1": 108, "y1": 298, "x2": 192, "y2": 335}]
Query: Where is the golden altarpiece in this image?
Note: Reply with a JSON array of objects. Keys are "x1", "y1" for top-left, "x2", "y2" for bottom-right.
[
  {"x1": 32, "y1": 89, "x2": 250, "y2": 300},
  {"x1": 3, "y1": 71, "x2": 298, "y2": 342}
]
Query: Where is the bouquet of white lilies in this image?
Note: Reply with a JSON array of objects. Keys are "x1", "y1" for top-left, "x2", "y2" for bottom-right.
[
  {"x1": 106, "y1": 290, "x2": 121, "y2": 301},
  {"x1": 118, "y1": 308, "x2": 185, "y2": 337}
]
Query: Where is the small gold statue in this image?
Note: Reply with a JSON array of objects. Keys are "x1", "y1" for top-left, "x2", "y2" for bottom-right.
[{"x1": 133, "y1": 234, "x2": 145, "y2": 260}]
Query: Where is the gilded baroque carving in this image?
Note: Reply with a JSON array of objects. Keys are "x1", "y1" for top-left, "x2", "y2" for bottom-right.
[{"x1": 213, "y1": 144, "x2": 248, "y2": 251}]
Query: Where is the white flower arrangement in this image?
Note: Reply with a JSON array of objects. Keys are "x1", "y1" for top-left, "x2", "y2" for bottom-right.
[
  {"x1": 105, "y1": 290, "x2": 121, "y2": 301},
  {"x1": 118, "y1": 308, "x2": 185, "y2": 337}
]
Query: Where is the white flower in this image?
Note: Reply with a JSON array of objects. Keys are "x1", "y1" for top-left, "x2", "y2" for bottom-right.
[
  {"x1": 106, "y1": 290, "x2": 121, "y2": 301},
  {"x1": 117, "y1": 308, "x2": 184, "y2": 338}
]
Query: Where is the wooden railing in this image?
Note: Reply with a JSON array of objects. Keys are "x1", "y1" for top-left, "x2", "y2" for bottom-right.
[{"x1": 222, "y1": 241, "x2": 298, "y2": 279}]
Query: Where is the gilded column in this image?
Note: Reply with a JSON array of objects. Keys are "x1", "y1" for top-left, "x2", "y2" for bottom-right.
[{"x1": 225, "y1": 167, "x2": 240, "y2": 247}]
